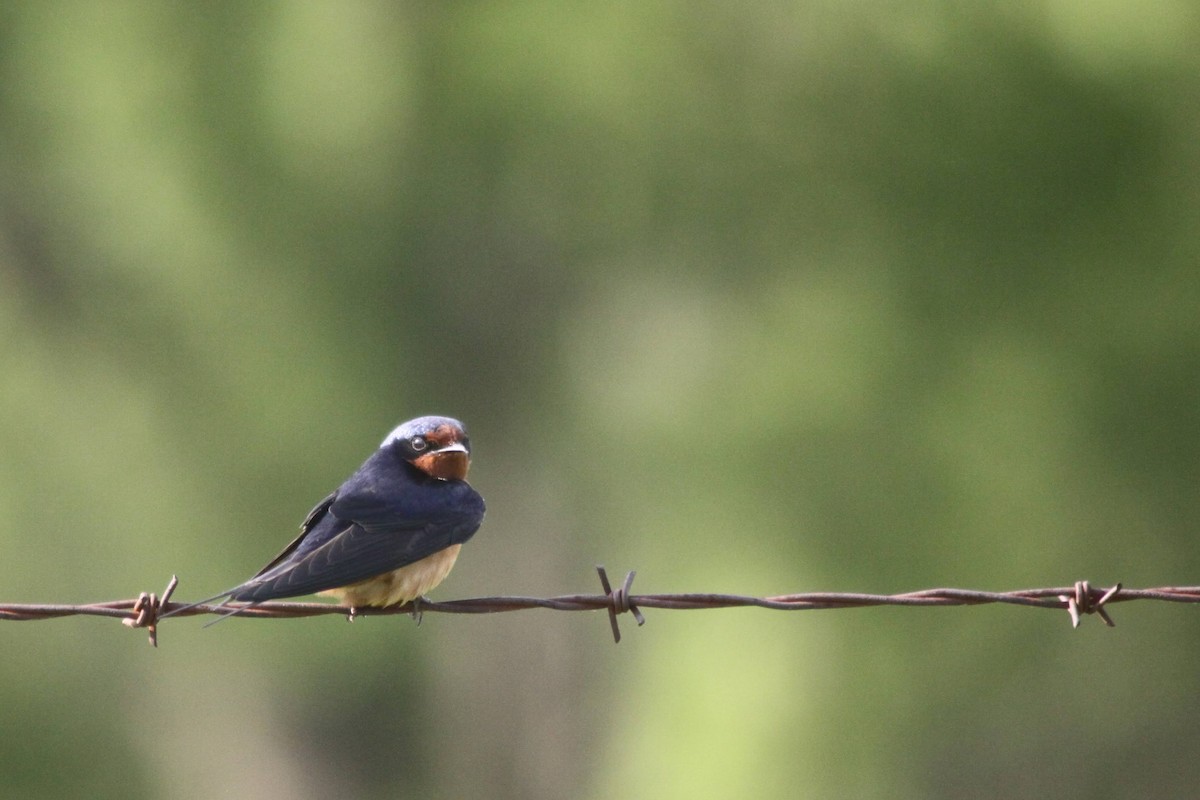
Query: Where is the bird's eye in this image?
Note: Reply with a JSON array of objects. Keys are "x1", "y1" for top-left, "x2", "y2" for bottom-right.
[{"x1": 410, "y1": 436, "x2": 428, "y2": 452}]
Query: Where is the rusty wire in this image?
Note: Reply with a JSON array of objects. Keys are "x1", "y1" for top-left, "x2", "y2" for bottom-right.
[{"x1": 1, "y1": 568, "x2": 1196, "y2": 647}]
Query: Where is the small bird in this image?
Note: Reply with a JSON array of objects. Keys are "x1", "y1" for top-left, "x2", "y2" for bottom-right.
[{"x1": 170, "y1": 416, "x2": 485, "y2": 619}]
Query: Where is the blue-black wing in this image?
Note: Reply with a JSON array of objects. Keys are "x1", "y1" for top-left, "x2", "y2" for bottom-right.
[
  {"x1": 230, "y1": 475, "x2": 485, "y2": 602},
  {"x1": 231, "y1": 505, "x2": 481, "y2": 602}
]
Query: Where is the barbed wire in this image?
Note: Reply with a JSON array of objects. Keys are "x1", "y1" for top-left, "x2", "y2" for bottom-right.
[{"x1": 2, "y1": 568, "x2": 1196, "y2": 647}]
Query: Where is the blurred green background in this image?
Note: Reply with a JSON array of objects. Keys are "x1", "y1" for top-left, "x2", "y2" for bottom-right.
[{"x1": 2, "y1": 2, "x2": 1199, "y2": 798}]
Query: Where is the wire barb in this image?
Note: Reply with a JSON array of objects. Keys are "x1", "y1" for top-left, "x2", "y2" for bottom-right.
[
  {"x1": 1059, "y1": 580, "x2": 1121, "y2": 629},
  {"x1": 596, "y1": 566, "x2": 644, "y2": 644},
  {"x1": 120, "y1": 574, "x2": 178, "y2": 647}
]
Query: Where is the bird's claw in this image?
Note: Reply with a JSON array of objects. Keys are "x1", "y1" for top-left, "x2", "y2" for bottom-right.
[{"x1": 410, "y1": 596, "x2": 429, "y2": 626}]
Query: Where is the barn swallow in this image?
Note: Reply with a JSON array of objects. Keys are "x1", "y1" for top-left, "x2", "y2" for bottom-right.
[{"x1": 168, "y1": 416, "x2": 485, "y2": 619}]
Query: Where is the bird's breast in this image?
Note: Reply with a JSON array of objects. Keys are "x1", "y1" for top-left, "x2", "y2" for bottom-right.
[{"x1": 319, "y1": 544, "x2": 463, "y2": 608}]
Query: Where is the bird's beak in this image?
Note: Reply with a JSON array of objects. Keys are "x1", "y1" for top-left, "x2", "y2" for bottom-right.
[{"x1": 437, "y1": 442, "x2": 469, "y2": 455}]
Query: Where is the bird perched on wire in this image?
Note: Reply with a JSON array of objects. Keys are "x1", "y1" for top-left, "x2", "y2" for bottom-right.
[{"x1": 167, "y1": 415, "x2": 485, "y2": 620}]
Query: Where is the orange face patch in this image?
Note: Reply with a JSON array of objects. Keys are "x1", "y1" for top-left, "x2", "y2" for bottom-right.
[{"x1": 412, "y1": 449, "x2": 470, "y2": 481}]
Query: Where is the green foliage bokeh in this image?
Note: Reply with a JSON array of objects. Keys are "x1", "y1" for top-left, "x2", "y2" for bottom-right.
[{"x1": 1, "y1": 3, "x2": 1198, "y2": 798}]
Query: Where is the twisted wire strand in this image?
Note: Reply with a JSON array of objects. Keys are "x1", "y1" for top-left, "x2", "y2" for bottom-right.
[{"x1": 1, "y1": 569, "x2": 1190, "y2": 647}]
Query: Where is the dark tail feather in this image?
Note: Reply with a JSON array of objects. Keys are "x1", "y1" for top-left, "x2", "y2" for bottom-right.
[
  {"x1": 159, "y1": 588, "x2": 239, "y2": 620},
  {"x1": 201, "y1": 599, "x2": 264, "y2": 628}
]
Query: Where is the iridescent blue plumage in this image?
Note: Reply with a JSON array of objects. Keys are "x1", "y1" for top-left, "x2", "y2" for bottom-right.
[{"x1": 166, "y1": 416, "x2": 485, "y2": 618}]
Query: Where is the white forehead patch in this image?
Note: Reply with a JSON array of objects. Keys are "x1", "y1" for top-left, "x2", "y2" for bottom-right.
[{"x1": 380, "y1": 415, "x2": 465, "y2": 447}]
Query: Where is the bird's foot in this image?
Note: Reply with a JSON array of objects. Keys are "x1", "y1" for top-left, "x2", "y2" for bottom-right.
[
  {"x1": 346, "y1": 606, "x2": 359, "y2": 623},
  {"x1": 409, "y1": 595, "x2": 430, "y2": 626}
]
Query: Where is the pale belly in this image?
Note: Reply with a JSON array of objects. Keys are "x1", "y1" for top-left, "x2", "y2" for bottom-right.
[{"x1": 319, "y1": 544, "x2": 462, "y2": 608}]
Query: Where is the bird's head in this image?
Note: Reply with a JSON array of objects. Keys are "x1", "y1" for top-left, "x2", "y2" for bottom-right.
[{"x1": 382, "y1": 415, "x2": 472, "y2": 481}]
